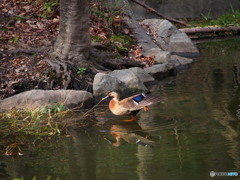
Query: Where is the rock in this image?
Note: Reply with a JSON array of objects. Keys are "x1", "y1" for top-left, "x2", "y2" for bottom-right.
[
  {"x1": 140, "y1": 19, "x2": 200, "y2": 57},
  {"x1": 143, "y1": 49, "x2": 170, "y2": 64},
  {"x1": 0, "y1": 90, "x2": 93, "y2": 112},
  {"x1": 144, "y1": 64, "x2": 169, "y2": 79},
  {"x1": 144, "y1": 55, "x2": 194, "y2": 79},
  {"x1": 93, "y1": 67, "x2": 155, "y2": 97},
  {"x1": 169, "y1": 33, "x2": 199, "y2": 57},
  {"x1": 169, "y1": 55, "x2": 193, "y2": 69},
  {"x1": 123, "y1": 17, "x2": 160, "y2": 52},
  {"x1": 93, "y1": 72, "x2": 126, "y2": 97},
  {"x1": 110, "y1": 67, "x2": 155, "y2": 84},
  {"x1": 122, "y1": 11, "x2": 173, "y2": 64}
]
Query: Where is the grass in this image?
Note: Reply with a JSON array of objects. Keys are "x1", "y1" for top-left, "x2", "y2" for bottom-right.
[
  {"x1": 0, "y1": 103, "x2": 69, "y2": 136},
  {"x1": 189, "y1": 8, "x2": 240, "y2": 27},
  {"x1": 0, "y1": 103, "x2": 70, "y2": 155}
]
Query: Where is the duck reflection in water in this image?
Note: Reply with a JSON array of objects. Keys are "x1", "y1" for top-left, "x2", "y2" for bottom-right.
[{"x1": 104, "y1": 119, "x2": 159, "y2": 147}]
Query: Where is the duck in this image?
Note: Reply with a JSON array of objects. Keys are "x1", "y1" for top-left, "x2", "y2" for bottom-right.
[{"x1": 102, "y1": 91, "x2": 164, "y2": 116}]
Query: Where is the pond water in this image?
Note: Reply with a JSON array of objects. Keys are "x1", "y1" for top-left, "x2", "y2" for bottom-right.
[{"x1": 1, "y1": 38, "x2": 240, "y2": 180}]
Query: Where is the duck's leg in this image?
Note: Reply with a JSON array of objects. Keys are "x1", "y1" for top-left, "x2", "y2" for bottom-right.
[
  {"x1": 123, "y1": 116, "x2": 136, "y2": 122},
  {"x1": 143, "y1": 106, "x2": 149, "y2": 112}
]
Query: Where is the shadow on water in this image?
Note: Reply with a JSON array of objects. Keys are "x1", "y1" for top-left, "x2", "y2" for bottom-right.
[{"x1": 1, "y1": 38, "x2": 240, "y2": 180}]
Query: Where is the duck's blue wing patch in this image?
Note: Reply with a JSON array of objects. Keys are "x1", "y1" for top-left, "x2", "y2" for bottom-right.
[{"x1": 132, "y1": 93, "x2": 146, "y2": 103}]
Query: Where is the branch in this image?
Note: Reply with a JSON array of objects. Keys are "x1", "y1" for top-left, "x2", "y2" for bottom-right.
[{"x1": 130, "y1": 0, "x2": 190, "y2": 27}]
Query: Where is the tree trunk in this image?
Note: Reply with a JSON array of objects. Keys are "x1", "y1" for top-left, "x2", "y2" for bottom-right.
[
  {"x1": 46, "y1": 0, "x2": 90, "y2": 89},
  {"x1": 45, "y1": 0, "x2": 144, "y2": 90}
]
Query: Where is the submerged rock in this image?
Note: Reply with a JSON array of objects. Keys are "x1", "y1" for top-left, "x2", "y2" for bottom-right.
[{"x1": 0, "y1": 90, "x2": 93, "y2": 112}]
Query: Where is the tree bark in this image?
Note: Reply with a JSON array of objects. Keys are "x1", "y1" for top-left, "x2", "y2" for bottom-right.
[
  {"x1": 45, "y1": 0, "x2": 144, "y2": 90},
  {"x1": 53, "y1": 0, "x2": 90, "y2": 63},
  {"x1": 46, "y1": 0, "x2": 90, "y2": 89}
]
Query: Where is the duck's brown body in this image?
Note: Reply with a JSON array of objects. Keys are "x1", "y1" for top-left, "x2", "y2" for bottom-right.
[{"x1": 104, "y1": 92, "x2": 164, "y2": 116}]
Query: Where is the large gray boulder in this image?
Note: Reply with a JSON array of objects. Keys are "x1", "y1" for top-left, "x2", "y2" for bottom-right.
[
  {"x1": 140, "y1": 19, "x2": 200, "y2": 57},
  {"x1": 93, "y1": 73, "x2": 126, "y2": 97},
  {"x1": 123, "y1": 16, "x2": 170, "y2": 64},
  {"x1": 0, "y1": 90, "x2": 93, "y2": 112},
  {"x1": 93, "y1": 67, "x2": 155, "y2": 97}
]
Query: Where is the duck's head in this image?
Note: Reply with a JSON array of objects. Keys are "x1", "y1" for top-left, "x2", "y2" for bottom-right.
[{"x1": 102, "y1": 91, "x2": 120, "y2": 100}]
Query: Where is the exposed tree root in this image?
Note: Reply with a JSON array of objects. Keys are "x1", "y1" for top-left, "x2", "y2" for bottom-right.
[{"x1": 45, "y1": 48, "x2": 144, "y2": 91}]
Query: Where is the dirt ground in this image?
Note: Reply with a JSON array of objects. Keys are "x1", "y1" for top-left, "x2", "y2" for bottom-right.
[
  {"x1": 0, "y1": 0, "x2": 155, "y2": 99},
  {"x1": 0, "y1": 0, "x2": 60, "y2": 99}
]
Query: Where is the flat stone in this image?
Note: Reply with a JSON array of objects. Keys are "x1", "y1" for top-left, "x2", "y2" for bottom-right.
[{"x1": 0, "y1": 90, "x2": 93, "y2": 112}]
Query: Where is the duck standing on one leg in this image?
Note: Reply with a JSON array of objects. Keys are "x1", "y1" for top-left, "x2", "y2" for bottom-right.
[{"x1": 102, "y1": 91, "x2": 165, "y2": 116}]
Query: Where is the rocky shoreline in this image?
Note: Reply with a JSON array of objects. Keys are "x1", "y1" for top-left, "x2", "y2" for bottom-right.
[{"x1": 0, "y1": 17, "x2": 199, "y2": 112}]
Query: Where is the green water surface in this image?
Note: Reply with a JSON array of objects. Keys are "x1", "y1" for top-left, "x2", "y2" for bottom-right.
[{"x1": 1, "y1": 38, "x2": 240, "y2": 180}]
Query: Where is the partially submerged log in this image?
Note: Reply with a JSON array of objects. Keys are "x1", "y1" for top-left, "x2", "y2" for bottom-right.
[{"x1": 180, "y1": 26, "x2": 240, "y2": 34}]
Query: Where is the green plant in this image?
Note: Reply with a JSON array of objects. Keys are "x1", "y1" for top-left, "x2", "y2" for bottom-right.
[
  {"x1": 77, "y1": 67, "x2": 87, "y2": 74},
  {"x1": 110, "y1": 34, "x2": 134, "y2": 51},
  {"x1": 11, "y1": 36, "x2": 19, "y2": 43},
  {"x1": 43, "y1": 102, "x2": 68, "y2": 114},
  {"x1": 41, "y1": 0, "x2": 59, "y2": 19},
  {"x1": 199, "y1": 9, "x2": 240, "y2": 27},
  {"x1": 0, "y1": 103, "x2": 69, "y2": 137}
]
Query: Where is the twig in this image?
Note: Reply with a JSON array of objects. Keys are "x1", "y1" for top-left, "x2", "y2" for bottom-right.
[
  {"x1": 130, "y1": 0, "x2": 190, "y2": 27},
  {"x1": 82, "y1": 98, "x2": 105, "y2": 118}
]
